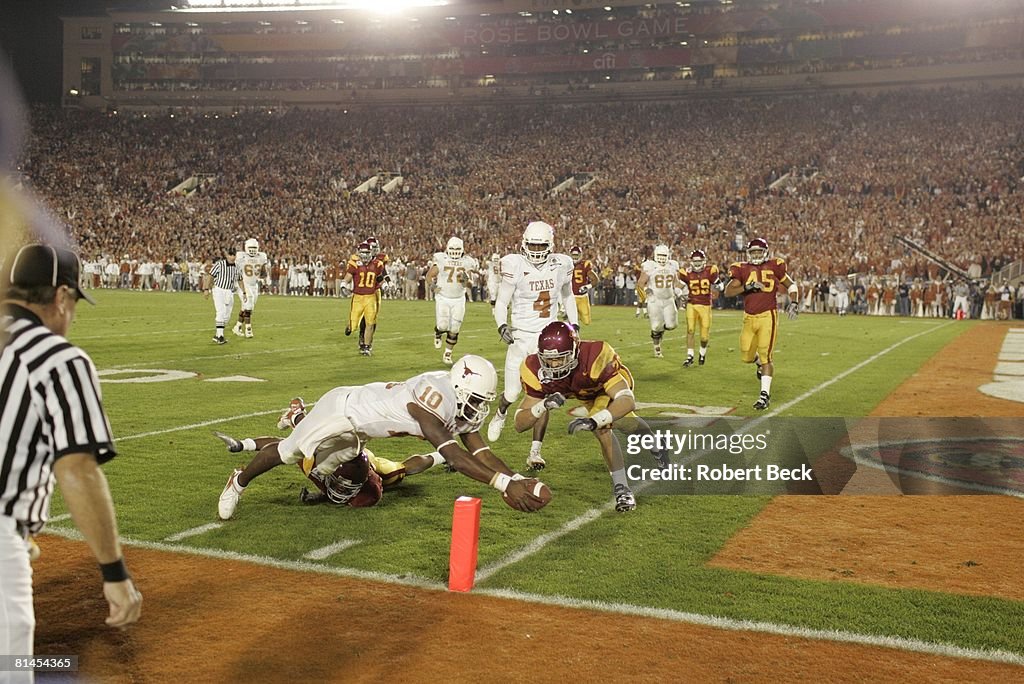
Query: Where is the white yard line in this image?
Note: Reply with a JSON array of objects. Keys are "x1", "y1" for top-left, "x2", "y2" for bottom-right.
[
  {"x1": 41, "y1": 525, "x2": 444, "y2": 590},
  {"x1": 476, "y1": 588, "x2": 1024, "y2": 666},
  {"x1": 117, "y1": 407, "x2": 286, "y2": 442},
  {"x1": 37, "y1": 524, "x2": 1022, "y2": 666},
  {"x1": 303, "y1": 540, "x2": 362, "y2": 560},
  {"x1": 163, "y1": 523, "x2": 224, "y2": 542}
]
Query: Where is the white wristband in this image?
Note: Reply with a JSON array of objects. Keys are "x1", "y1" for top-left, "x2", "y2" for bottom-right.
[
  {"x1": 592, "y1": 409, "x2": 614, "y2": 429},
  {"x1": 530, "y1": 402, "x2": 547, "y2": 418},
  {"x1": 490, "y1": 472, "x2": 512, "y2": 493}
]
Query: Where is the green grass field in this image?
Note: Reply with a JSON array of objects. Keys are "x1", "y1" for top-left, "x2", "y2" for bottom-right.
[{"x1": 46, "y1": 290, "x2": 1024, "y2": 657}]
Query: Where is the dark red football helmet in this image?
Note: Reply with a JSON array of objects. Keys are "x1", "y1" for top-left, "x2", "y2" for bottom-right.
[
  {"x1": 357, "y1": 240, "x2": 372, "y2": 261},
  {"x1": 537, "y1": 321, "x2": 580, "y2": 381},
  {"x1": 746, "y1": 238, "x2": 769, "y2": 265},
  {"x1": 690, "y1": 249, "x2": 707, "y2": 271}
]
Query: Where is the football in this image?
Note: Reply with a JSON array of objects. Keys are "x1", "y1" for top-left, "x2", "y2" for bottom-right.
[{"x1": 503, "y1": 477, "x2": 552, "y2": 510}]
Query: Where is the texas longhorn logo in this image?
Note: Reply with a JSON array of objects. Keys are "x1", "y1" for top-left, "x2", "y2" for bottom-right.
[{"x1": 462, "y1": 365, "x2": 481, "y2": 378}]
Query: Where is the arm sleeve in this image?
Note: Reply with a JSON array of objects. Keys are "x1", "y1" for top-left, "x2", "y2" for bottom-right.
[{"x1": 49, "y1": 353, "x2": 116, "y2": 464}]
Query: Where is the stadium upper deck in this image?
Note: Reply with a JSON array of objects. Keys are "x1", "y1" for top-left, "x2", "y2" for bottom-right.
[{"x1": 61, "y1": 0, "x2": 1024, "y2": 109}]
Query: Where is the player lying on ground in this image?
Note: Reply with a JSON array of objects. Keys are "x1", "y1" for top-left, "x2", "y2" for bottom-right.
[{"x1": 214, "y1": 355, "x2": 549, "y2": 518}]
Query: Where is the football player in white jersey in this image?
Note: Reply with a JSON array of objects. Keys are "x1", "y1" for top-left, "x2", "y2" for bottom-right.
[
  {"x1": 486, "y1": 253, "x2": 501, "y2": 307},
  {"x1": 488, "y1": 221, "x2": 578, "y2": 468},
  {"x1": 233, "y1": 238, "x2": 269, "y2": 338},
  {"x1": 426, "y1": 237, "x2": 479, "y2": 365},
  {"x1": 215, "y1": 355, "x2": 549, "y2": 517},
  {"x1": 635, "y1": 244, "x2": 682, "y2": 358}
]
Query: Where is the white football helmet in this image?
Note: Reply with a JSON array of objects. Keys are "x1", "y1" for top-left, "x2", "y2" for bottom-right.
[
  {"x1": 490, "y1": 253, "x2": 500, "y2": 264},
  {"x1": 654, "y1": 244, "x2": 671, "y2": 266},
  {"x1": 244, "y1": 238, "x2": 259, "y2": 257},
  {"x1": 521, "y1": 221, "x2": 554, "y2": 265},
  {"x1": 450, "y1": 355, "x2": 498, "y2": 429},
  {"x1": 446, "y1": 236, "x2": 464, "y2": 260}
]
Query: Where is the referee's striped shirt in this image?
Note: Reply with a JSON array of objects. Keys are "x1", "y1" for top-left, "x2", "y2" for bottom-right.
[
  {"x1": 1, "y1": 304, "x2": 115, "y2": 534},
  {"x1": 210, "y1": 258, "x2": 239, "y2": 290}
]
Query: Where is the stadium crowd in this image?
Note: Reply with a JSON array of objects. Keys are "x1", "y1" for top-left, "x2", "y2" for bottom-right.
[{"x1": 15, "y1": 87, "x2": 1024, "y2": 317}]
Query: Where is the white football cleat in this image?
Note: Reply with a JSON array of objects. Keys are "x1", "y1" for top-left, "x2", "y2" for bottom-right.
[
  {"x1": 434, "y1": 336, "x2": 442, "y2": 349},
  {"x1": 232, "y1": 322, "x2": 244, "y2": 337},
  {"x1": 213, "y1": 430, "x2": 243, "y2": 453},
  {"x1": 526, "y1": 452, "x2": 546, "y2": 471},
  {"x1": 218, "y1": 469, "x2": 245, "y2": 520},
  {"x1": 245, "y1": 324, "x2": 253, "y2": 338},
  {"x1": 442, "y1": 349, "x2": 453, "y2": 365},
  {"x1": 653, "y1": 344, "x2": 663, "y2": 358},
  {"x1": 486, "y1": 410, "x2": 507, "y2": 442}
]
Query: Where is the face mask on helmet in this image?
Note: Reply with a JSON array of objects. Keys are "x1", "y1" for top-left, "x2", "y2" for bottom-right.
[
  {"x1": 357, "y1": 242, "x2": 371, "y2": 261},
  {"x1": 569, "y1": 246, "x2": 583, "y2": 262},
  {"x1": 537, "y1": 322, "x2": 579, "y2": 382},
  {"x1": 450, "y1": 356, "x2": 498, "y2": 429},
  {"x1": 746, "y1": 239, "x2": 769, "y2": 265},
  {"x1": 245, "y1": 239, "x2": 259, "y2": 257},
  {"x1": 521, "y1": 221, "x2": 554, "y2": 265},
  {"x1": 690, "y1": 250, "x2": 707, "y2": 271},
  {"x1": 654, "y1": 245, "x2": 670, "y2": 265},
  {"x1": 446, "y1": 237, "x2": 464, "y2": 260},
  {"x1": 367, "y1": 237, "x2": 380, "y2": 257}
]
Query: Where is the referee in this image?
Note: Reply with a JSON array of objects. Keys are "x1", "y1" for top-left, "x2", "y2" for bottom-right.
[
  {"x1": 203, "y1": 250, "x2": 240, "y2": 344},
  {"x1": 1, "y1": 244, "x2": 142, "y2": 672}
]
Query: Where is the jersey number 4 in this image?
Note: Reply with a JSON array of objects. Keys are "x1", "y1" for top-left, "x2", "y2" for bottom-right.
[{"x1": 533, "y1": 290, "x2": 552, "y2": 317}]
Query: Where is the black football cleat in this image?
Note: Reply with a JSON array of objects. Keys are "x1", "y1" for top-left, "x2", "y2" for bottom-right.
[{"x1": 753, "y1": 391, "x2": 770, "y2": 411}]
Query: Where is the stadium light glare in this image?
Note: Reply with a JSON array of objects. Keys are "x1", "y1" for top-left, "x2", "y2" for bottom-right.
[{"x1": 182, "y1": 0, "x2": 449, "y2": 11}]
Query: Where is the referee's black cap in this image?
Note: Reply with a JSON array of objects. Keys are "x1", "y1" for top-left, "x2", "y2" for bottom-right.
[{"x1": 5, "y1": 243, "x2": 95, "y2": 305}]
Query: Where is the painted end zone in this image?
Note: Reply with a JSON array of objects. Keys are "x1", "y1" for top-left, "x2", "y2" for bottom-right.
[
  {"x1": 710, "y1": 323, "x2": 1024, "y2": 601},
  {"x1": 32, "y1": 536, "x2": 1024, "y2": 682}
]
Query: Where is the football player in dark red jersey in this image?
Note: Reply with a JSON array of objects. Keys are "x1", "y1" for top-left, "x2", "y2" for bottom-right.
[
  {"x1": 342, "y1": 241, "x2": 385, "y2": 355},
  {"x1": 569, "y1": 246, "x2": 599, "y2": 325},
  {"x1": 677, "y1": 249, "x2": 720, "y2": 367},
  {"x1": 512, "y1": 321, "x2": 668, "y2": 512},
  {"x1": 723, "y1": 238, "x2": 799, "y2": 410}
]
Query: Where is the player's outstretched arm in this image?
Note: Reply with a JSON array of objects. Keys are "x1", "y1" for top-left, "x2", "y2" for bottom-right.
[{"x1": 409, "y1": 404, "x2": 547, "y2": 512}]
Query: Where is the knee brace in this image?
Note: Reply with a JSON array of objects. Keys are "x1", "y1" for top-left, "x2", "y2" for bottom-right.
[{"x1": 446, "y1": 332, "x2": 459, "y2": 346}]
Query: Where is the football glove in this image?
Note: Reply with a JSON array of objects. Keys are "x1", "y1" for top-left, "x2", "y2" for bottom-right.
[
  {"x1": 498, "y1": 323, "x2": 516, "y2": 345},
  {"x1": 745, "y1": 281, "x2": 765, "y2": 293},
  {"x1": 542, "y1": 392, "x2": 567, "y2": 410},
  {"x1": 577, "y1": 285, "x2": 591, "y2": 295},
  {"x1": 567, "y1": 417, "x2": 598, "y2": 435},
  {"x1": 786, "y1": 302, "x2": 800, "y2": 320}
]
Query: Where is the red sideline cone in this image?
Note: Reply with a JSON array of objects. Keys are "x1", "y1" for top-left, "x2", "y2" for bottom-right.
[{"x1": 448, "y1": 496, "x2": 481, "y2": 592}]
